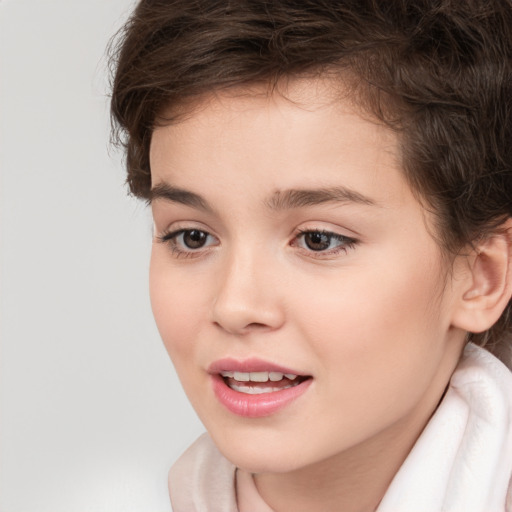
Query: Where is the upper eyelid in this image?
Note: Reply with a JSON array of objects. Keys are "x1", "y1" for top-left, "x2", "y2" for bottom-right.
[
  {"x1": 160, "y1": 227, "x2": 216, "y2": 241},
  {"x1": 294, "y1": 230, "x2": 356, "y2": 243},
  {"x1": 296, "y1": 228, "x2": 346, "y2": 235},
  {"x1": 156, "y1": 221, "x2": 216, "y2": 237},
  {"x1": 294, "y1": 227, "x2": 357, "y2": 241}
]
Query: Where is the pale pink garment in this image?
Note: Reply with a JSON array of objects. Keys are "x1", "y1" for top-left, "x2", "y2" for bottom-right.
[
  {"x1": 168, "y1": 344, "x2": 512, "y2": 512},
  {"x1": 168, "y1": 432, "x2": 271, "y2": 511}
]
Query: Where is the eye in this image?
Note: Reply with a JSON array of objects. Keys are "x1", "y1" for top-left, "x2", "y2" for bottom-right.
[
  {"x1": 179, "y1": 229, "x2": 209, "y2": 249},
  {"x1": 158, "y1": 228, "x2": 218, "y2": 257},
  {"x1": 293, "y1": 229, "x2": 357, "y2": 255}
]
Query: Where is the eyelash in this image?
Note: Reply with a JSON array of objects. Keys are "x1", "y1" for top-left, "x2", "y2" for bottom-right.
[
  {"x1": 157, "y1": 229, "x2": 218, "y2": 259},
  {"x1": 157, "y1": 228, "x2": 358, "y2": 259},
  {"x1": 293, "y1": 229, "x2": 357, "y2": 257}
]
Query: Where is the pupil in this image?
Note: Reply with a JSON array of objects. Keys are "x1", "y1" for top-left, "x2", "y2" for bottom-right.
[
  {"x1": 305, "y1": 232, "x2": 330, "y2": 251},
  {"x1": 184, "y1": 230, "x2": 207, "y2": 249}
]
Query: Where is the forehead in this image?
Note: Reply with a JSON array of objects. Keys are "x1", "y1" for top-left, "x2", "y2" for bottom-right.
[{"x1": 150, "y1": 77, "x2": 403, "y2": 195}]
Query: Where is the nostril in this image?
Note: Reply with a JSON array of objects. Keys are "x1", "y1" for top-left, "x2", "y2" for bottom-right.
[
  {"x1": 246, "y1": 322, "x2": 268, "y2": 330},
  {"x1": 213, "y1": 320, "x2": 270, "y2": 334}
]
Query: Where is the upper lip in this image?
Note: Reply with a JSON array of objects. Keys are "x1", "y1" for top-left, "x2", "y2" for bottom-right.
[{"x1": 208, "y1": 357, "x2": 307, "y2": 376}]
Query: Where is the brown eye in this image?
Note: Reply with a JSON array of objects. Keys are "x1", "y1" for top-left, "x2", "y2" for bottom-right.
[
  {"x1": 303, "y1": 232, "x2": 331, "y2": 251},
  {"x1": 158, "y1": 228, "x2": 218, "y2": 258},
  {"x1": 293, "y1": 230, "x2": 357, "y2": 256},
  {"x1": 182, "y1": 230, "x2": 208, "y2": 249}
]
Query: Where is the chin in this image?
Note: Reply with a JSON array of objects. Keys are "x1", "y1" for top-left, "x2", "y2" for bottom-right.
[
  {"x1": 222, "y1": 446, "x2": 302, "y2": 474},
  {"x1": 207, "y1": 425, "x2": 314, "y2": 474}
]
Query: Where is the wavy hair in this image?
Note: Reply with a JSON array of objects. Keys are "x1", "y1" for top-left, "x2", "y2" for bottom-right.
[{"x1": 109, "y1": 0, "x2": 512, "y2": 366}]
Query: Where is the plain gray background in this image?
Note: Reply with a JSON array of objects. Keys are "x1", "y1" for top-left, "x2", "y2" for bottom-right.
[{"x1": 0, "y1": 1, "x2": 204, "y2": 510}]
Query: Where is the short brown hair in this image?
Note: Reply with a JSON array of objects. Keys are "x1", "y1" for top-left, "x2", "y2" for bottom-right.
[{"x1": 109, "y1": 0, "x2": 512, "y2": 365}]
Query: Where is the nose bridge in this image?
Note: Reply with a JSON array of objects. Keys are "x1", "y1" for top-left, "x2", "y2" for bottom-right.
[{"x1": 212, "y1": 241, "x2": 284, "y2": 334}]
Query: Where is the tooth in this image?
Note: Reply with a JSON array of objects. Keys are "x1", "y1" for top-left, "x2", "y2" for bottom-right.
[
  {"x1": 220, "y1": 371, "x2": 234, "y2": 378},
  {"x1": 229, "y1": 381, "x2": 300, "y2": 394},
  {"x1": 234, "y1": 372, "x2": 250, "y2": 381},
  {"x1": 231, "y1": 383, "x2": 273, "y2": 394},
  {"x1": 269, "y1": 372, "x2": 284, "y2": 381},
  {"x1": 284, "y1": 373, "x2": 298, "y2": 380},
  {"x1": 250, "y1": 372, "x2": 269, "y2": 382}
]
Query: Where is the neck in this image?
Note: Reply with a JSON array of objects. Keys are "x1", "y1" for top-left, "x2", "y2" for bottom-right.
[{"x1": 253, "y1": 421, "x2": 418, "y2": 512}]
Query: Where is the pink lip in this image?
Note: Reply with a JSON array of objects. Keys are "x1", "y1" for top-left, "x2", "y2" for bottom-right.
[
  {"x1": 208, "y1": 358, "x2": 312, "y2": 418},
  {"x1": 208, "y1": 357, "x2": 305, "y2": 375}
]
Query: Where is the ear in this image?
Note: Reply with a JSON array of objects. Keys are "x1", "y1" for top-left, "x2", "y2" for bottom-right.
[{"x1": 451, "y1": 218, "x2": 512, "y2": 333}]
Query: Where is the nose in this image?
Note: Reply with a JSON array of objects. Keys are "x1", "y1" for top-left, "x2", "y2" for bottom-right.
[{"x1": 211, "y1": 249, "x2": 285, "y2": 335}]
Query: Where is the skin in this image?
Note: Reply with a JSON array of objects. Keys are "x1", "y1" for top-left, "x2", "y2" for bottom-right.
[{"x1": 149, "y1": 79, "x2": 470, "y2": 512}]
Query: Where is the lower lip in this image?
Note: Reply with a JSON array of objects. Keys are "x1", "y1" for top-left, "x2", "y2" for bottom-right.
[{"x1": 211, "y1": 374, "x2": 312, "y2": 418}]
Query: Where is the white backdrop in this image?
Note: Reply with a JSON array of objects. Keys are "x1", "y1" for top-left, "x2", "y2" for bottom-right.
[{"x1": 0, "y1": 1, "x2": 204, "y2": 511}]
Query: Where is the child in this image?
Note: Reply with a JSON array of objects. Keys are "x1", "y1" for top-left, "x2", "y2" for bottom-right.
[{"x1": 110, "y1": 1, "x2": 512, "y2": 510}]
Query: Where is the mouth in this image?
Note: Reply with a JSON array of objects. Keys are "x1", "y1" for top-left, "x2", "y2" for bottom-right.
[
  {"x1": 219, "y1": 370, "x2": 309, "y2": 395},
  {"x1": 209, "y1": 358, "x2": 313, "y2": 417}
]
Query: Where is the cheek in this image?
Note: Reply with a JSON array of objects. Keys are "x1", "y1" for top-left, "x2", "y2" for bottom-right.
[
  {"x1": 291, "y1": 246, "x2": 448, "y2": 378},
  {"x1": 149, "y1": 252, "x2": 203, "y2": 364},
  {"x1": 281, "y1": 259, "x2": 449, "y2": 445}
]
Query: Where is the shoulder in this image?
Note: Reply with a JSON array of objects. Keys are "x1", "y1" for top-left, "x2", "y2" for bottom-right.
[
  {"x1": 448, "y1": 344, "x2": 512, "y2": 511},
  {"x1": 379, "y1": 344, "x2": 512, "y2": 512},
  {"x1": 168, "y1": 433, "x2": 238, "y2": 512}
]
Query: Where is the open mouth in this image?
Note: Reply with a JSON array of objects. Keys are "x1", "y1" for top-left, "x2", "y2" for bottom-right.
[
  {"x1": 209, "y1": 358, "x2": 313, "y2": 417},
  {"x1": 220, "y1": 371, "x2": 310, "y2": 395}
]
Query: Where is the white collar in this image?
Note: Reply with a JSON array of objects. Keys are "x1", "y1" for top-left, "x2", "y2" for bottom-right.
[{"x1": 377, "y1": 344, "x2": 512, "y2": 512}]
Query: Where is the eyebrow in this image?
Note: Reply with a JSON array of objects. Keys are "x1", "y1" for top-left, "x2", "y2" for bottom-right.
[
  {"x1": 265, "y1": 187, "x2": 377, "y2": 210},
  {"x1": 149, "y1": 183, "x2": 213, "y2": 212},
  {"x1": 149, "y1": 183, "x2": 377, "y2": 212}
]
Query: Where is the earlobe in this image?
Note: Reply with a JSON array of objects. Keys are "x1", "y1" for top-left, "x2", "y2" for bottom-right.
[{"x1": 452, "y1": 219, "x2": 512, "y2": 333}]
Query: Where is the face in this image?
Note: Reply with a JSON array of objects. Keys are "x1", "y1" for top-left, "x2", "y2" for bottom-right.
[{"x1": 149, "y1": 80, "x2": 466, "y2": 474}]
